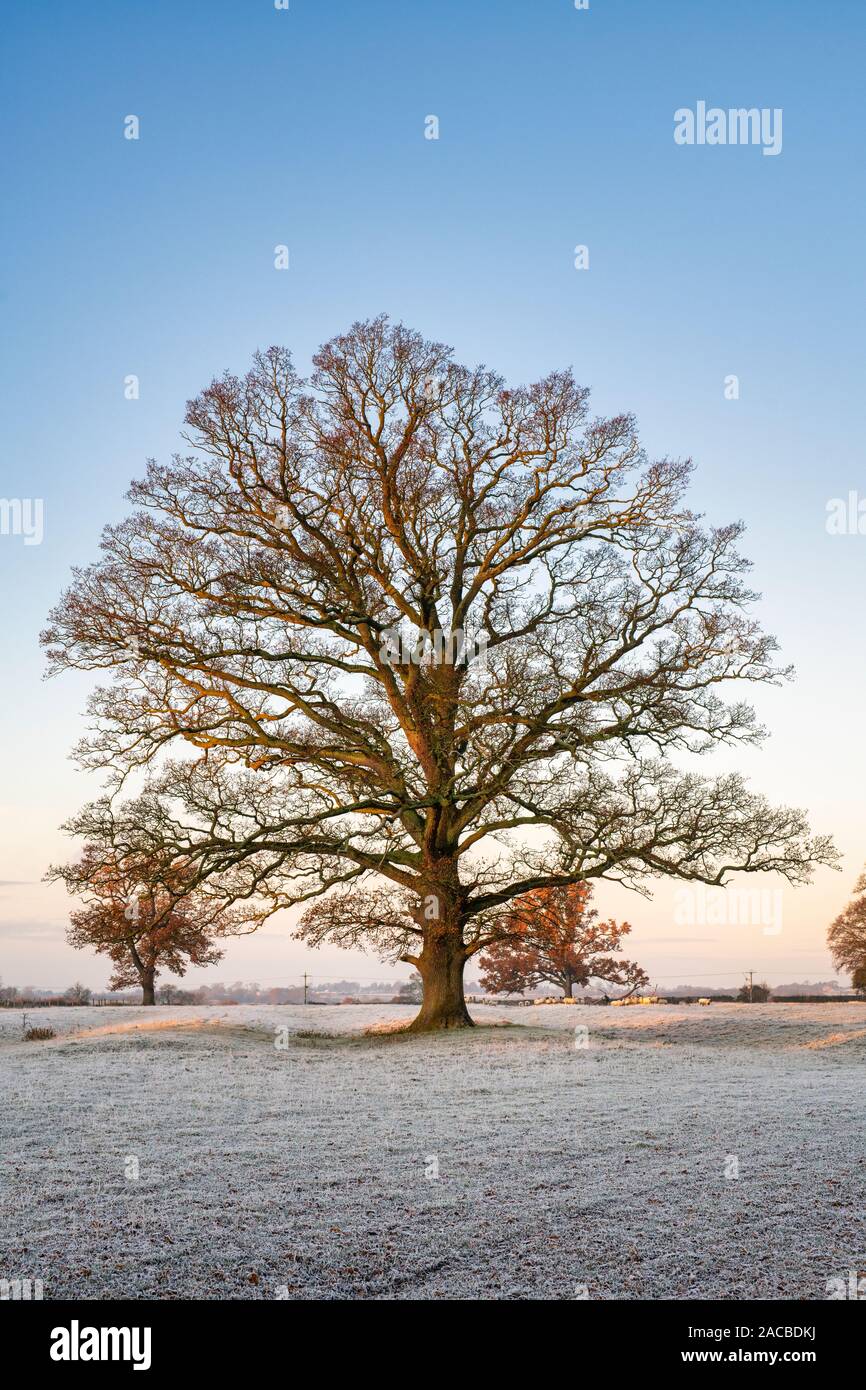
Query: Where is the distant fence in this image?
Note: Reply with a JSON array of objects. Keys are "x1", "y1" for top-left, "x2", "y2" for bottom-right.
[
  {"x1": 2, "y1": 993, "x2": 863, "y2": 1009},
  {"x1": 662, "y1": 996, "x2": 735, "y2": 1004},
  {"x1": 479, "y1": 994, "x2": 865, "y2": 1006},
  {"x1": 0, "y1": 997, "x2": 135, "y2": 1009},
  {"x1": 660, "y1": 995, "x2": 864, "y2": 1005},
  {"x1": 773, "y1": 995, "x2": 865, "y2": 1003}
]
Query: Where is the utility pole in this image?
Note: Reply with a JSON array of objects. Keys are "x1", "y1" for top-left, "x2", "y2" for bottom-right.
[
  {"x1": 747, "y1": 970, "x2": 754, "y2": 1003},
  {"x1": 303, "y1": 973, "x2": 309, "y2": 1005}
]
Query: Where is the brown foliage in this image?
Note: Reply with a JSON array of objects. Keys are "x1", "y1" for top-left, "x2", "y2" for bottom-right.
[
  {"x1": 479, "y1": 882, "x2": 648, "y2": 997},
  {"x1": 47, "y1": 832, "x2": 243, "y2": 994},
  {"x1": 828, "y1": 867, "x2": 866, "y2": 984}
]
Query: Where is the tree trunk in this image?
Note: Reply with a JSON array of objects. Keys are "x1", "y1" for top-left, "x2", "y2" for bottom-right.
[
  {"x1": 141, "y1": 969, "x2": 156, "y2": 1006},
  {"x1": 407, "y1": 932, "x2": 473, "y2": 1032}
]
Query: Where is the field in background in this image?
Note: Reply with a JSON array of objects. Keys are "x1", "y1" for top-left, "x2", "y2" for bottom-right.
[{"x1": 3, "y1": 1002, "x2": 865, "y2": 1299}]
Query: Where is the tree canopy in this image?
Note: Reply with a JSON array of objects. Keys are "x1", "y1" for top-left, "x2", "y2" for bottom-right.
[
  {"x1": 828, "y1": 868, "x2": 866, "y2": 989},
  {"x1": 48, "y1": 822, "x2": 245, "y2": 1003},
  {"x1": 43, "y1": 317, "x2": 835, "y2": 1029},
  {"x1": 479, "y1": 882, "x2": 648, "y2": 998}
]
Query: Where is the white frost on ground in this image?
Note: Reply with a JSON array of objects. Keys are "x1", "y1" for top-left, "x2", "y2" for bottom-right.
[{"x1": 2, "y1": 1001, "x2": 865, "y2": 1300}]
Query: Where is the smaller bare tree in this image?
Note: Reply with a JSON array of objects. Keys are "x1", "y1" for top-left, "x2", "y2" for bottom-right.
[
  {"x1": 736, "y1": 979, "x2": 771, "y2": 1003},
  {"x1": 63, "y1": 982, "x2": 92, "y2": 1006}
]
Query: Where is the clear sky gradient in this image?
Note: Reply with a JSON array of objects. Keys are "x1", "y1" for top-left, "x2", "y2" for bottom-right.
[{"x1": 1, "y1": 0, "x2": 864, "y2": 991}]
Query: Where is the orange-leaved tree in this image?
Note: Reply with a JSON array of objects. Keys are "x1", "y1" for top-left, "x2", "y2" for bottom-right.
[
  {"x1": 48, "y1": 814, "x2": 249, "y2": 1003},
  {"x1": 828, "y1": 866, "x2": 866, "y2": 992},
  {"x1": 479, "y1": 882, "x2": 648, "y2": 998}
]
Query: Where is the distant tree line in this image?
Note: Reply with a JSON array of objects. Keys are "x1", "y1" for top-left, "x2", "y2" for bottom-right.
[{"x1": 0, "y1": 980, "x2": 93, "y2": 1007}]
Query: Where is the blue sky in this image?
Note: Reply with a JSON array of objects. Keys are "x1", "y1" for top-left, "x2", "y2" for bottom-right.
[{"x1": 1, "y1": 0, "x2": 864, "y2": 990}]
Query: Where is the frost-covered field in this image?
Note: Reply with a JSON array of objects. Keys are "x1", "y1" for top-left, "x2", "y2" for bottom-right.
[{"x1": 2, "y1": 1002, "x2": 865, "y2": 1300}]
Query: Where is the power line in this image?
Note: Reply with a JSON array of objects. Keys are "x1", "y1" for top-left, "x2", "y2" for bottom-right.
[
  {"x1": 647, "y1": 968, "x2": 838, "y2": 981},
  {"x1": 189, "y1": 964, "x2": 843, "y2": 987}
]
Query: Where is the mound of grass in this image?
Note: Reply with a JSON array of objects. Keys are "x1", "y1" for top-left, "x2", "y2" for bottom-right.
[{"x1": 25, "y1": 1026, "x2": 56, "y2": 1041}]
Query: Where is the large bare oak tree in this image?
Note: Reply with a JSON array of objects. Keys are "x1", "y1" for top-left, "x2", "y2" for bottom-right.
[{"x1": 44, "y1": 317, "x2": 834, "y2": 1030}]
